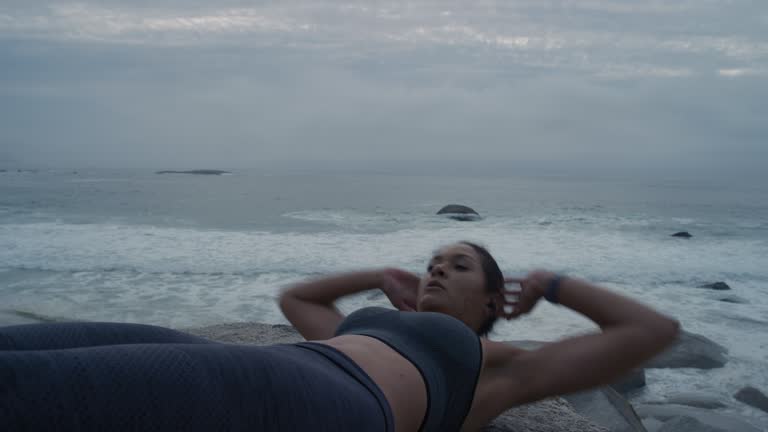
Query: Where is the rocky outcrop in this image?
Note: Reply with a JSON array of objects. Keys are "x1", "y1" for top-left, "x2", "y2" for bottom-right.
[
  {"x1": 482, "y1": 398, "x2": 609, "y2": 432},
  {"x1": 698, "y1": 282, "x2": 731, "y2": 291},
  {"x1": 635, "y1": 404, "x2": 762, "y2": 432},
  {"x1": 611, "y1": 369, "x2": 646, "y2": 395},
  {"x1": 155, "y1": 169, "x2": 230, "y2": 175},
  {"x1": 734, "y1": 386, "x2": 768, "y2": 414},
  {"x1": 645, "y1": 392, "x2": 726, "y2": 409},
  {"x1": 718, "y1": 295, "x2": 748, "y2": 304},
  {"x1": 656, "y1": 416, "x2": 727, "y2": 432},
  {"x1": 643, "y1": 330, "x2": 728, "y2": 369},
  {"x1": 671, "y1": 232, "x2": 692, "y2": 238},
  {"x1": 185, "y1": 322, "x2": 302, "y2": 345},
  {"x1": 436, "y1": 204, "x2": 481, "y2": 221},
  {"x1": 562, "y1": 387, "x2": 647, "y2": 432}
]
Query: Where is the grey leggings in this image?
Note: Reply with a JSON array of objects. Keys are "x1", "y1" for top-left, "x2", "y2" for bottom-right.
[{"x1": 0, "y1": 322, "x2": 393, "y2": 432}]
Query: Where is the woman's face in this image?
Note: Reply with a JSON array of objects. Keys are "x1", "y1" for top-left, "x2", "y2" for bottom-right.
[{"x1": 417, "y1": 243, "x2": 491, "y2": 330}]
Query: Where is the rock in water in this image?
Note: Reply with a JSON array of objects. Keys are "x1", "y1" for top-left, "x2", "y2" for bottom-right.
[
  {"x1": 734, "y1": 386, "x2": 768, "y2": 414},
  {"x1": 611, "y1": 369, "x2": 646, "y2": 395},
  {"x1": 663, "y1": 392, "x2": 726, "y2": 409},
  {"x1": 644, "y1": 330, "x2": 728, "y2": 369},
  {"x1": 697, "y1": 282, "x2": 731, "y2": 290},
  {"x1": 671, "y1": 231, "x2": 692, "y2": 238},
  {"x1": 657, "y1": 416, "x2": 727, "y2": 432},
  {"x1": 717, "y1": 296, "x2": 747, "y2": 304},
  {"x1": 436, "y1": 204, "x2": 481, "y2": 221},
  {"x1": 155, "y1": 169, "x2": 230, "y2": 175},
  {"x1": 635, "y1": 404, "x2": 762, "y2": 432}
]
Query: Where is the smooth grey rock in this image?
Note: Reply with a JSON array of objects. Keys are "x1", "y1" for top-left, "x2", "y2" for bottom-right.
[
  {"x1": 663, "y1": 392, "x2": 726, "y2": 409},
  {"x1": 698, "y1": 282, "x2": 731, "y2": 291},
  {"x1": 0, "y1": 309, "x2": 68, "y2": 325},
  {"x1": 734, "y1": 386, "x2": 768, "y2": 414},
  {"x1": 657, "y1": 416, "x2": 727, "y2": 432},
  {"x1": 563, "y1": 387, "x2": 647, "y2": 432},
  {"x1": 437, "y1": 204, "x2": 481, "y2": 221},
  {"x1": 635, "y1": 404, "x2": 762, "y2": 432},
  {"x1": 671, "y1": 231, "x2": 692, "y2": 238},
  {"x1": 612, "y1": 369, "x2": 646, "y2": 395},
  {"x1": 644, "y1": 330, "x2": 727, "y2": 369},
  {"x1": 482, "y1": 398, "x2": 608, "y2": 432},
  {"x1": 185, "y1": 322, "x2": 303, "y2": 345},
  {"x1": 155, "y1": 169, "x2": 230, "y2": 175},
  {"x1": 718, "y1": 295, "x2": 748, "y2": 304},
  {"x1": 641, "y1": 418, "x2": 664, "y2": 432}
]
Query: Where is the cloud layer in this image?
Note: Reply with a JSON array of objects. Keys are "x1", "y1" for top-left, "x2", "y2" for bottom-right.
[{"x1": 1, "y1": 1, "x2": 766, "y2": 177}]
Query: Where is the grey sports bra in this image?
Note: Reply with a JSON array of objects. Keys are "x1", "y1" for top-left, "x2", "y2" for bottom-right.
[{"x1": 335, "y1": 307, "x2": 483, "y2": 432}]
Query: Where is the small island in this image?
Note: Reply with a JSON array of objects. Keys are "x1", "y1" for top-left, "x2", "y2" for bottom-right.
[{"x1": 155, "y1": 170, "x2": 231, "y2": 175}]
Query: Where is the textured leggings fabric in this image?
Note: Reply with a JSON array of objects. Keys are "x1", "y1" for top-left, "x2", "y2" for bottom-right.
[{"x1": 0, "y1": 323, "x2": 394, "y2": 432}]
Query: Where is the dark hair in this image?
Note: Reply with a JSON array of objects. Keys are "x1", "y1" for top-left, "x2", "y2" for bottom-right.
[{"x1": 459, "y1": 241, "x2": 504, "y2": 336}]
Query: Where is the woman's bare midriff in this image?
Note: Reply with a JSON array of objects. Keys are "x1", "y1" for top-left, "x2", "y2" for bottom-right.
[{"x1": 316, "y1": 335, "x2": 427, "y2": 432}]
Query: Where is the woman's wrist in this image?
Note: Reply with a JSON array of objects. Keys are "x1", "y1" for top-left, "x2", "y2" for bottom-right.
[{"x1": 544, "y1": 275, "x2": 564, "y2": 304}]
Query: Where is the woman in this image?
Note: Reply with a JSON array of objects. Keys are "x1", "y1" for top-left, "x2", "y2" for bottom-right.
[
  {"x1": 279, "y1": 241, "x2": 679, "y2": 431},
  {"x1": 0, "y1": 241, "x2": 678, "y2": 431}
]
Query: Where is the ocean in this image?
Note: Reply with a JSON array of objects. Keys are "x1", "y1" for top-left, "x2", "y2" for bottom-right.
[{"x1": 1, "y1": 167, "x2": 767, "y2": 429}]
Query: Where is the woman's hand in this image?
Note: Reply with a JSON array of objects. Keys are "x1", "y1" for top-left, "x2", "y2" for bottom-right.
[
  {"x1": 381, "y1": 268, "x2": 420, "y2": 312},
  {"x1": 502, "y1": 270, "x2": 557, "y2": 319}
]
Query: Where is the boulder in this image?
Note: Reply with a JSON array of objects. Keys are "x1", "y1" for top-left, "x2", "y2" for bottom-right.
[
  {"x1": 656, "y1": 416, "x2": 728, "y2": 432},
  {"x1": 635, "y1": 404, "x2": 762, "y2": 432},
  {"x1": 734, "y1": 386, "x2": 768, "y2": 414},
  {"x1": 718, "y1": 295, "x2": 748, "y2": 304},
  {"x1": 698, "y1": 282, "x2": 731, "y2": 291},
  {"x1": 437, "y1": 204, "x2": 481, "y2": 221},
  {"x1": 644, "y1": 330, "x2": 727, "y2": 369},
  {"x1": 640, "y1": 417, "x2": 664, "y2": 432},
  {"x1": 611, "y1": 369, "x2": 646, "y2": 395},
  {"x1": 0, "y1": 309, "x2": 65, "y2": 325},
  {"x1": 671, "y1": 231, "x2": 692, "y2": 238},
  {"x1": 185, "y1": 322, "x2": 303, "y2": 345},
  {"x1": 660, "y1": 392, "x2": 726, "y2": 409},
  {"x1": 563, "y1": 387, "x2": 647, "y2": 432},
  {"x1": 482, "y1": 398, "x2": 608, "y2": 432},
  {"x1": 155, "y1": 169, "x2": 230, "y2": 175}
]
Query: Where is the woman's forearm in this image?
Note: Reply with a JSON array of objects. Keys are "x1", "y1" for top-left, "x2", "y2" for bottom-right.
[
  {"x1": 280, "y1": 270, "x2": 384, "y2": 305},
  {"x1": 278, "y1": 270, "x2": 386, "y2": 340},
  {"x1": 555, "y1": 277, "x2": 679, "y2": 335}
]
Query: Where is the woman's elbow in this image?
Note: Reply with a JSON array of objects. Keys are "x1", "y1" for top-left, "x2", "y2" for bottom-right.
[
  {"x1": 277, "y1": 287, "x2": 298, "y2": 313},
  {"x1": 662, "y1": 317, "x2": 681, "y2": 343},
  {"x1": 648, "y1": 316, "x2": 681, "y2": 350}
]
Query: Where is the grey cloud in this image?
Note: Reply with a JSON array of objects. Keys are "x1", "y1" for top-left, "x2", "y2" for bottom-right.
[{"x1": 0, "y1": 1, "x2": 766, "y2": 179}]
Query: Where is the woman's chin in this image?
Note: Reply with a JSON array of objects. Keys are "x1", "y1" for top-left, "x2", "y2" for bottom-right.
[{"x1": 418, "y1": 295, "x2": 449, "y2": 313}]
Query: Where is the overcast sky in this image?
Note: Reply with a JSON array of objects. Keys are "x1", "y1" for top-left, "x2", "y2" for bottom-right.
[{"x1": 1, "y1": 1, "x2": 766, "y2": 177}]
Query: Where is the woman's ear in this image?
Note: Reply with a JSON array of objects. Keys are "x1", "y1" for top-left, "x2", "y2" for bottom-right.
[{"x1": 487, "y1": 293, "x2": 504, "y2": 317}]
